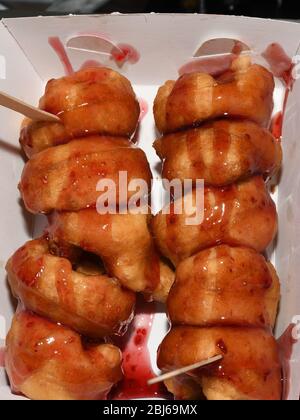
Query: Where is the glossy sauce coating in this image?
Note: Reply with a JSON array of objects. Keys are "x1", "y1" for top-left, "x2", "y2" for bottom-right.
[
  {"x1": 20, "y1": 67, "x2": 140, "y2": 157},
  {"x1": 154, "y1": 119, "x2": 282, "y2": 186},
  {"x1": 158, "y1": 326, "x2": 282, "y2": 401},
  {"x1": 152, "y1": 176, "x2": 277, "y2": 266},
  {"x1": 154, "y1": 60, "x2": 275, "y2": 134},
  {"x1": 168, "y1": 245, "x2": 280, "y2": 328},
  {"x1": 6, "y1": 238, "x2": 136, "y2": 339},
  {"x1": 5, "y1": 311, "x2": 123, "y2": 400},
  {"x1": 20, "y1": 136, "x2": 152, "y2": 214},
  {"x1": 48, "y1": 209, "x2": 174, "y2": 302}
]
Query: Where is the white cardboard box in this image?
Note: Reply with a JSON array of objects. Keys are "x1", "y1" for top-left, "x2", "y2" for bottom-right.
[{"x1": 0, "y1": 13, "x2": 299, "y2": 400}]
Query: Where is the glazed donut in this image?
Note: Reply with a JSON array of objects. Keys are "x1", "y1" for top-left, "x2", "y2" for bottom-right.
[
  {"x1": 158, "y1": 326, "x2": 282, "y2": 401},
  {"x1": 47, "y1": 209, "x2": 175, "y2": 302},
  {"x1": 151, "y1": 176, "x2": 277, "y2": 266},
  {"x1": 20, "y1": 67, "x2": 140, "y2": 157},
  {"x1": 6, "y1": 238, "x2": 136, "y2": 338},
  {"x1": 168, "y1": 245, "x2": 280, "y2": 329},
  {"x1": 154, "y1": 59, "x2": 274, "y2": 134},
  {"x1": 6, "y1": 66, "x2": 166, "y2": 401},
  {"x1": 154, "y1": 120, "x2": 282, "y2": 187},
  {"x1": 20, "y1": 136, "x2": 152, "y2": 214},
  {"x1": 5, "y1": 311, "x2": 123, "y2": 400}
]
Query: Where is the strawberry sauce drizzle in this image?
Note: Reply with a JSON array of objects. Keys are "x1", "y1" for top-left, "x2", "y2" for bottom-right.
[
  {"x1": 138, "y1": 98, "x2": 149, "y2": 122},
  {"x1": 277, "y1": 324, "x2": 298, "y2": 400},
  {"x1": 263, "y1": 43, "x2": 295, "y2": 140},
  {"x1": 48, "y1": 37, "x2": 74, "y2": 76},
  {"x1": 112, "y1": 298, "x2": 168, "y2": 400},
  {"x1": 49, "y1": 36, "x2": 139, "y2": 75},
  {"x1": 271, "y1": 112, "x2": 283, "y2": 140}
]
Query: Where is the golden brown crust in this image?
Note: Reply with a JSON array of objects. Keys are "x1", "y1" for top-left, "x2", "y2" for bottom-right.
[
  {"x1": 5, "y1": 311, "x2": 123, "y2": 400},
  {"x1": 168, "y1": 245, "x2": 280, "y2": 329},
  {"x1": 20, "y1": 67, "x2": 140, "y2": 157},
  {"x1": 6, "y1": 238, "x2": 136, "y2": 338},
  {"x1": 158, "y1": 326, "x2": 282, "y2": 401},
  {"x1": 47, "y1": 209, "x2": 174, "y2": 302},
  {"x1": 152, "y1": 176, "x2": 277, "y2": 266},
  {"x1": 19, "y1": 136, "x2": 152, "y2": 214},
  {"x1": 154, "y1": 120, "x2": 282, "y2": 186},
  {"x1": 154, "y1": 63, "x2": 274, "y2": 134}
]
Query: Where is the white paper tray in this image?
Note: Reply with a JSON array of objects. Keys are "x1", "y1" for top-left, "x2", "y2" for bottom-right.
[{"x1": 0, "y1": 13, "x2": 299, "y2": 400}]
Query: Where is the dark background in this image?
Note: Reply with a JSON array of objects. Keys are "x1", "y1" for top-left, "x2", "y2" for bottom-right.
[{"x1": 0, "y1": 0, "x2": 299, "y2": 19}]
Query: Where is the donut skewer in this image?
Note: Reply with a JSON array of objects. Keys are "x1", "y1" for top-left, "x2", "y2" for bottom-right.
[
  {"x1": 152, "y1": 56, "x2": 283, "y2": 400},
  {"x1": 4, "y1": 67, "x2": 175, "y2": 400}
]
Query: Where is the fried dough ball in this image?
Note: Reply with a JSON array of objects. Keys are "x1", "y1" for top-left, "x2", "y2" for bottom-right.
[
  {"x1": 154, "y1": 120, "x2": 282, "y2": 186},
  {"x1": 19, "y1": 136, "x2": 152, "y2": 214},
  {"x1": 47, "y1": 209, "x2": 175, "y2": 302},
  {"x1": 154, "y1": 61, "x2": 274, "y2": 134},
  {"x1": 151, "y1": 176, "x2": 277, "y2": 266},
  {"x1": 6, "y1": 238, "x2": 135, "y2": 338},
  {"x1": 158, "y1": 326, "x2": 282, "y2": 400},
  {"x1": 168, "y1": 245, "x2": 280, "y2": 329},
  {"x1": 5, "y1": 311, "x2": 123, "y2": 400},
  {"x1": 20, "y1": 67, "x2": 140, "y2": 157}
]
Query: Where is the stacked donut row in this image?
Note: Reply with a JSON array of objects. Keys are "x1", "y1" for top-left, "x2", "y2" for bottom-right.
[
  {"x1": 151, "y1": 57, "x2": 283, "y2": 400},
  {"x1": 5, "y1": 68, "x2": 174, "y2": 400}
]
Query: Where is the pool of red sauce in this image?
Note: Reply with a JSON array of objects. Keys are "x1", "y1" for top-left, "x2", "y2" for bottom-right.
[{"x1": 111, "y1": 298, "x2": 169, "y2": 400}]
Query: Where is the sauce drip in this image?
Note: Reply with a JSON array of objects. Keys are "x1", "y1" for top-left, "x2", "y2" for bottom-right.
[
  {"x1": 271, "y1": 112, "x2": 283, "y2": 140},
  {"x1": 277, "y1": 324, "x2": 298, "y2": 400},
  {"x1": 48, "y1": 37, "x2": 74, "y2": 76},
  {"x1": 112, "y1": 298, "x2": 167, "y2": 400},
  {"x1": 264, "y1": 43, "x2": 295, "y2": 140},
  {"x1": 138, "y1": 98, "x2": 149, "y2": 122},
  {"x1": 185, "y1": 129, "x2": 206, "y2": 177},
  {"x1": 49, "y1": 36, "x2": 139, "y2": 76},
  {"x1": 186, "y1": 125, "x2": 232, "y2": 183},
  {"x1": 166, "y1": 201, "x2": 180, "y2": 257},
  {"x1": 262, "y1": 43, "x2": 293, "y2": 84},
  {"x1": 55, "y1": 260, "x2": 75, "y2": 311}
]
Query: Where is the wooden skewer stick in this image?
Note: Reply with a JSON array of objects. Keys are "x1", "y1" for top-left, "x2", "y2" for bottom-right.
[
  {"x1": 0, "y1": 91, "x2": 61, "y2": 123},
  {"x1": 148, "y1": 355, "x2": 223, "y2": 386}
]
